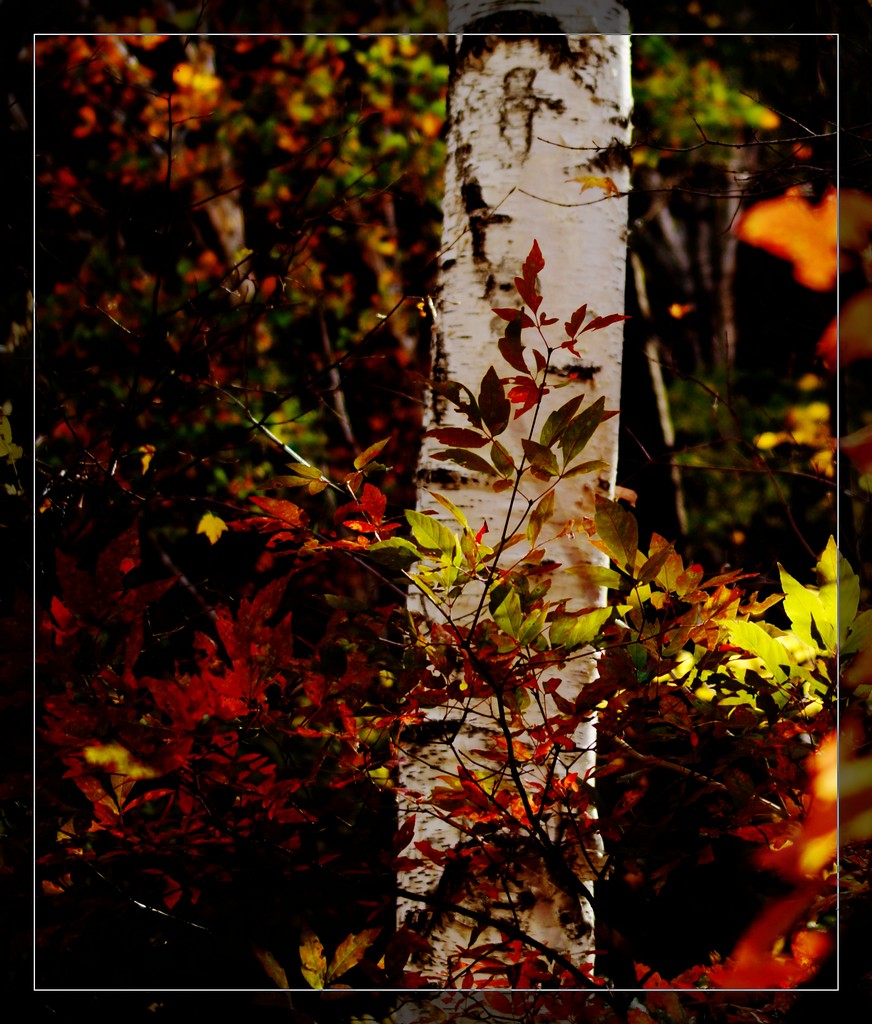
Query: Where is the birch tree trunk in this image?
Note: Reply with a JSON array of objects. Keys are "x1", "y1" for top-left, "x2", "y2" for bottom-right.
[{"x1": 396, "y1": 0, "x2": 631, "y2": 985}]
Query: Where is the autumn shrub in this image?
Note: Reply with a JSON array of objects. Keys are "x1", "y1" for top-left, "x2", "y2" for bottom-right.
[{"x1": 36, "y1": 242, "x2": 849, "y2": 991}]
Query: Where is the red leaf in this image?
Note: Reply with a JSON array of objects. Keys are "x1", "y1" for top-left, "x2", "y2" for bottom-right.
[
  {"x1": 564, "y1": 303, "x2": 587, "y2": 338},
  {"x1": 514, "y1": 276, "x2": 542, "y2": 314},
  {"x1": 522, "y1": 239, "x2": 545, "y2": 281},
  {"x1": 498, "y1": 334, "x2": 529, "y2": 375},
  {"x1": 478, "y1": 366, "x2": 511, "y2": 436},
  {"x1": 393, "y1": 814, "x2": 416, "y2": 853},
  {"x1": 360, "y1": 482, "x2": 387, "y2": 523},
  {"x1": 414, "y1": 839, "x2": 448, "y2": 865},
  {"x1": 581, "y1": 313, "x2": 631, "y2": 333},
  {"x1": 507, "y1": 379, "x2": 541, "y2": 418},
  {"x1": 249, "y1": 496, "x2": 308, "y2": 527},
  {"x1": 353, "y1": 436, "x2": 390, "y2": 471},
  {"x1": 492, "y1": 307, "x2": 528, "y2": 323}
]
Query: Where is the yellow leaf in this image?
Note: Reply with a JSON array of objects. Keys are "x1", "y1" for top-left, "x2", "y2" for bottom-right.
[
  {"x1": 325, "y1": 927, "x2": 381, "y2": 984},
  {"x1": 196, "y1": 511, "x2": 228, "y2": 544},
  {"x1": 300, "y1": 924, "x2": 327, "y2": 989},
  {"x1": 83, "y1": 742, "x2": 158, "y2": 779},
  {"x1": 252, "y1": 946, "x2": 290, "y2": 989},
  {"x1": 138, "y1": 444, "x2": 156, "y2": 474},
  {"x1": 568, "y1": 174, "x2": 621, "y2": 198}
]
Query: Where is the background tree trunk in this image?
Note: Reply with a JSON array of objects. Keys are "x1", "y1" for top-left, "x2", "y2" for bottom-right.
[{"x1": 396, "y1": 0, "x2": 632, "y2": 983}]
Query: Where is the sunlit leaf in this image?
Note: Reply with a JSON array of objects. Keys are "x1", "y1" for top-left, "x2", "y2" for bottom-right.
[
  {"x1": 429, "y1": 490, "x2": 469, "y2": 528},
  {"x1": 83, "y1": 742, "x2": 158, "y2": 779},
  {"x1": 353, "y1": 436, "x2": 391, "y2": 470},
  {"x1": 569, "y1": 174, "x2": 621, "y2": 198},
  {"x1": 594, "y1": 494, "x2": 638, "y2": 571},
  {"x1": 489, "y1": 581, "x2": 523, "y2": 638},
  {"x1": 549, "y1": 607, "x2": 611, "y2": 650},
  {"x1": 196, "y1": 511, "x2": 228, "y2": 545},
  {"x1": 405, "y1": 509, "x2": 457, "y2": 556},
  {"x1": 299, "y1": 924, "x2": 327, "y2": 989},
  {"x1": 325, "y1": 927, "x2": 381, "y2": 984},
  {"x1": 565, "y1": 562, "x2": 627, "y2": 590}
]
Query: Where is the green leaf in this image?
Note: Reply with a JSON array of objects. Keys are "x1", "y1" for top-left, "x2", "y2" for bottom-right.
[
  {"x1": 431, "y1": 448, "x2": 497, "y2": 476},
  {"x1": 594, "y1": 495, "x2": 638, "y2": 571},
  {"x1": 518, "y1": 607, "x2": 548, "y2": 646},
  {"x1": 325, "y1": 928, "x2": 381, "y2": 985},
  {"x1": 367, "y1": 537, "x2": 422, "y2": 570},
  {"x1": 490, "y1": 581, "x2": 523, "y2": 638},
  {"x1": 527, "y1": 489, "x2": 555, "y2": 546},
  {"x1": 408, "y1": 572, "x2": 442, "y2": 606},
  {"x1": 429, "y1": 490, "x2": 469, "y2": 528},
  {"x1": 353, "y1": 437, "x2": 391, "y2": 470},
  {"x1": 559, "y1": 397, "x2": 605, "y2": 465},
  {"x1": 540, "y1": 393, "x2": 585, "y2": 448},
  {"x1": 816, "y1": 537, "x2": 859, "y2": 647},
  {"x1": 778, "y1": 563, "x2": 833, "y2": 653},
  {"x1": 284, "y1": 462, "x2": 324, "y2": 480},
  {"x1": 726, "y1": 620, "x2": 789, "y2": 684},
  {"x1": 490, "y1": 440, "x2": 515, "y2": 477},
  {"x1": 565, "y1": 562, "x2": 628, "y2": 590},
  {"x1": 562, "y1": 459, "x2": 608, "y2": 478},
  {"x1": 479, "y1": 366, "x2": 511, "y2": 437},
  {"x1": 521, "y1": 438, "x2": 559, "y2": 477},
  {"x1": 843, "y1": 609, "x2": 872, "y2": 657},
  {"x1": 406, "y1": 509, "x2": 457, "y2": 556},
  {"x1": 549, "y1": 607, "x2": 612, "y2": 650},
  {"x1": 299, "y1": 924, "x2": 327, "y2": 989}
]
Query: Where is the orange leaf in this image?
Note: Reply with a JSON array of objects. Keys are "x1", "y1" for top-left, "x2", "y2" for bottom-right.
[
  {"x1": 735, "y1": 186, "x2": 837, "y2": 291},
  {"x1": 816, "y1": 288, "x2": 872, "y2": 370},
  {"x1": 841, "y1": 424, "x2": 872, "y2": 475},
  {"x1": 569, "y1": 175, "x2": 621, "y2": 198}
]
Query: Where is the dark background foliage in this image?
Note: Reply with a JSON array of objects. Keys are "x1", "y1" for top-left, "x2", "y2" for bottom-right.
[{"x1": 4, "y1": 0, "x2": 869, "y2": 1019}]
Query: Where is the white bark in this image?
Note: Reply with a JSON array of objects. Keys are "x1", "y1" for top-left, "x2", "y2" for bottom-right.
[{"x1": 396, "y1": 2, "x2": 630, "y2": 984}]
